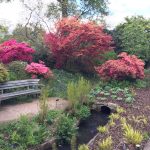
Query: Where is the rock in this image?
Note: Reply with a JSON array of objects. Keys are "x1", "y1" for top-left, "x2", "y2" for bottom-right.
[
  {"x1": 92, "y1": 101, "x2": 119, "y2": 113},
  {"x1": 107, "y1": 102, "x2": 118, "y2": 113}
]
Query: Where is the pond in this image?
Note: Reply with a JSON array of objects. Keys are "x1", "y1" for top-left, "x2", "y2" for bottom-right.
[{"x1": 57, "y1": 109, "x2": 110, "y2": 150}]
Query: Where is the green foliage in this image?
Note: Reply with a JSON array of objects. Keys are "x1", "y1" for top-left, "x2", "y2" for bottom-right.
[
  {"x1": 7, "y1": 61, "x2": 29, "y2": 80},
  {"x1": 78, "y1": 144, "x2": 89, "y2": 150},
  {"x1": 116, "y1": 107, "x2": 125, "y2": 114},
  {"x1": 98, "y1": 136, "x2": 113, "y2": 150},
  {"x1": 143, "y1": 69, "x2": 150, "y2": 87},
  {"x1": 67, "y1": 81, "x2": 77, "y2": 108},
  {"x1": 71, "y1": 135, "x2": 77, "y2": 150},
  {"x1": 109, "y1": 120, "x2": 115, "y2": 127},
  {"x1": 45, "y1": 69, "x2": 80, "y2": 98},
  {"x1": 47, "y1": 0, "x2": 108, "y2": 20},
  {"x1": 67, "y1": 77, "x2": 92, "y2": 109},
  {"x1": 74, "y1": 105, "x2": 91, "y2": 120},
  {"x1": 0, "y1": 63, "x2": 9, "y2": 83},
  {"x1": 114, "y1": 16, "x2": 150, "y2": 63},
  {"x1": 97, "y1": 51, "x2": 117, "y2": 65},
  {"x1": 0, "y1": 115, "x2": 49, "y2": 149},
  {"x1": 39, "y1": 87, "x2": 49, "y2": 123},
  {"x1": 109, "y1": 113, "x2": 120, "y2": 121},
  {"x1": 56, "y1": 114, "x2": 77, "y2": 143},
  {"x1": 122, "y1": 122, "x2": 143, "y2": 145},
  {"x1": 46, "y1": 110, "x2": 62, "y2": 125},
  {"x1": 89, "y1": 82, "x2": 135, "y2": 103},
  {"x1": 0, "y1": 24, "x2": 10, "y2": 43},
  {"x1": 52, "y1": 142, "x2": 57, "y2": 150}
]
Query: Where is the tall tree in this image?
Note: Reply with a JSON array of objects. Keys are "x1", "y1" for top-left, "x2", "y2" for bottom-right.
[{"x1": 47, "y1": 0, "x2": 109, "y2": 19}]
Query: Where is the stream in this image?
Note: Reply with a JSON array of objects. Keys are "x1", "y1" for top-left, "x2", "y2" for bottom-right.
[{"x1": 57, "y1": 109, "x2": 110, "y2": 150}]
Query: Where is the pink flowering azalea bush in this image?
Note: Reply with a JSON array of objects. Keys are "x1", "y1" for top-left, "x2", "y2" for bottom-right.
[
  {"x1": 25, "y1": 61, "x2": 53, "y2": 79},
  {"x1": 95, "y1": 52, "x2": 145, "y2": 81},
  {"x1": 0, "y1": 39, "x2": 35, "y2": 64}
]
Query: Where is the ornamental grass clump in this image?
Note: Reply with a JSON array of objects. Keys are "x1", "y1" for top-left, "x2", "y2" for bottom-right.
[
  {"x1": 39, "y1": 87, "x2": 49, "y2": 123},
  {"x1": 98, "y1": 136, "x2": 113, "y2": 150},
  {"x1": 67, "y1": 77, "x2": 91, "y2": 109},
  {"x1": 96, "y1": 52, "x2": 145, "y2": 81},
  {"x1": 78, "y1": 144, "x2": 89, "y2": 150},
  {"x1": 122, "y1": 122, "x2": 143, "y2": 145},
  {"x1": 97, "y1": 126, "x2": 108, "y2": 133},
  {"x1": 25, "y1": 61, "x2": 53, "y2": 79}
]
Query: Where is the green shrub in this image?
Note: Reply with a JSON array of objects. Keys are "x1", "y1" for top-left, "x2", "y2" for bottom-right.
[
  {"x1": 114, "y1": 16, "x2": 150, "y2": 64},
  {"x1": 76, "y1": 77, "x2": 92, "y2": 104},
  {"x1": 56, "y1": 114, "x2": 77, "y2": 143},
  {"x1": 0, "y1": 63, "x2": 9, "y2": 83},
  {"x1": 74, "y1": 105, "x2": 91, "y2": 120},
  {"x1": 45, "y1": 69, "x2": 80, "y2": 98},
  {"x1": 67, "y1": 77, "x2": 92, "y2": 109},
  {"x1": 7, "y1": 61, "x2": 29, "y2": 80},
  {"x1": 46, "y1": 110, "x2": 62, "y2": 125},
  {"x1": 96, "y1": 51, "x2": 117, "y2": 65},
  {"x1": 0, "y1": 115, "x2": 48, "y2": 149},
  {"x1": 38, "y1": 87, "x2": 49, "y2": 123}
]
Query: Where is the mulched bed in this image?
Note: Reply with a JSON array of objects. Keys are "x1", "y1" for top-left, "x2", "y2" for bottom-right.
[{"x1": 90, "y1": 88, "x2": 150, "y2": 150}]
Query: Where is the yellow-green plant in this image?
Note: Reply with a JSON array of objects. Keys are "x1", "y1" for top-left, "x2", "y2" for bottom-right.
[
  {"x1": 131, "y1": 115, "x2": 148, "y2": 125},
  {"x1": 39, "y1": 87, "x2": 49, "y2": 123},
  {"x1": 71, "y1": 135, "x2": 77, "y2": 150},
  {"x1": 120, "y1": 117, "x2": 126, "y2": 124},
  {"x1": 116, "y1": 107, "x2": 125, "y2": 114},
  {"x1": 67, "y1": 77, "x2": 91, "y2": 109},
  {"x1": 109, "y1": 113, "x2": 119, "y2": 121},
  {"x1": 78, "y1": 144, "x2": 89, "y2": 150},
  {"x1": 76, "y1": 77, "x2": 91, "y2": 104},
  {"x1": 0, "y1": 63, "x2": 9, "y2": 83},
  {"x1": 97, "y1": 126, "x2": 108, "y2": 133},
  {"x1": 122, "y1": 122, "x2": 143, "y2": 145},
  {"x1": 67, "y1": 81, "x2": 77, "y2": 109},
  {"x1": 109, "y1": 120, "x2": 115, "y2": 127},
  {"x1": 98, "y1": 136, "x2": 113, "y2": 150},
  {"x1": 52, "y1": 142, "x2": 57, "y2": 150}
]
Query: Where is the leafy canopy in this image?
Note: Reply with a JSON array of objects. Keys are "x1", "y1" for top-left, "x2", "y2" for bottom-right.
[
  {"x1": 46, "y1": 0, "x2": 109, "y2": 19},
  {"x1": 113, "y1": 16, "x2": 150, "y2": 63},
  {"x1": 45, "y1": 17, "x2": 113, "y2": 71}
]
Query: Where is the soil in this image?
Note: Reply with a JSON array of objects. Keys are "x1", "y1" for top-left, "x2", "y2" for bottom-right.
[{"x1": 91, "y1": 88, "x2": 150, "y2": 150}]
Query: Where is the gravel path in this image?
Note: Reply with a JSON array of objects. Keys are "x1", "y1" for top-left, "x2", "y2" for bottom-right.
[{"x1": 0, "y1": 98, "x2": 69, "y2": 123}]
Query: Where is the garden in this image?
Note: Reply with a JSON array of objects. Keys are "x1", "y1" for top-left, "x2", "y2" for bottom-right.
[{"x1": 0, "y1": 1, "x2": 150, "y2": 150}]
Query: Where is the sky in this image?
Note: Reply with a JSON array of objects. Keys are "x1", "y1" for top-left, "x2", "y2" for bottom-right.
[{"x1": 0, "y1": 0, "x2": 150, "y2": 30}]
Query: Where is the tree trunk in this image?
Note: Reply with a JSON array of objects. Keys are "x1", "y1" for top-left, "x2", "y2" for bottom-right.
[{"x1": 60, "y1": 0, "x2": 68, "y2": 17}]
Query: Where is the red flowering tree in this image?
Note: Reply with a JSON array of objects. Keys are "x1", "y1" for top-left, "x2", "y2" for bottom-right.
[
  {"x1": 95, "y1": 52, "x2": 145, "y2": 80},
  {"x1": 25, "y1": 61, "x2": 53, "y2": 79},
  {"x1": 0, "y1": 39, "x2": 35, "y2": 64},
  {"x1": 45, "y1": 17, "x2": 113, "y2": 72}
]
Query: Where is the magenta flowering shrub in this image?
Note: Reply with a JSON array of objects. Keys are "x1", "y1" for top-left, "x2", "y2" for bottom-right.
[
  {"x1": 25, "y1": 61, "x2": 53, "y2": 79},
  {"x1": 0, "y1": 39, "x2": 35, "y2": 64}
]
